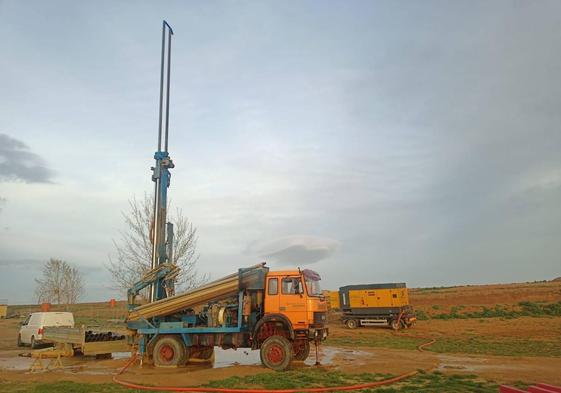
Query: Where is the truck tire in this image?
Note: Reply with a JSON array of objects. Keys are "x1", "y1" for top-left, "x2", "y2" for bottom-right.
[
  {"x1": 293, "y1": 340, "x2": 310, "y2": 361},
  {"x1": 390, "y1": 319, "x2": 401, "y2": 331},
  {"x1": 345, "y1": 319, "x2": 358, "y2": 329},
  {"x1": 260, "y1": 335, "x2": 293, "y2": 371},
  {"x1": 153, "y1": 335, "x2": 187, "y2": 367}
]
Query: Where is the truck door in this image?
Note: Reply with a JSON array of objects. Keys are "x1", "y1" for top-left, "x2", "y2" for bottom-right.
[
  {"x1": 264, "y1": 276, "x2": 280, "y2": 314},
  {"x1": 280, "y1": 276, "x2": 307, "y2": 330}
]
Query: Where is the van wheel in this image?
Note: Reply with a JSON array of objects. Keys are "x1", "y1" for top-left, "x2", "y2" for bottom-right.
[
  {"x1": 153, "y1": 335, "x2": 187, "y2": 367},
  {"x1": 17, "y1": 334, "x2": 23, "y2": 347},
  {"x1": 30, "y1": 336, "x2": 37, "y2": 349},
  {"x1": 260, "y1": 335, "x2": 293, "y2": 371},
  {"x1": 345, "y1": 319, "x2": 358, "y2": 329}
]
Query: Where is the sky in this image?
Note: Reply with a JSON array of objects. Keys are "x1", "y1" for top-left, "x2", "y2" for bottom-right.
[{"x1": 1, "y1": 1, "x2": 560, "y2": 304}]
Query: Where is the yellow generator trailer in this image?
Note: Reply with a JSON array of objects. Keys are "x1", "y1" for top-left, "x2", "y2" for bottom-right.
[
  {"x1": 0, "y1": 304, "x2": 7, "y2": 319},
  {"x1": 339, "y1": 283, "x2": 416, "y2": 330},
  {"x1": 327, "y1": 291, "x2": 340, "y2": 310}
]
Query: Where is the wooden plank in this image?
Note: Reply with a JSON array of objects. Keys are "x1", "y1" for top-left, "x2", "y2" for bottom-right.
[{"x1": 43, "y1": 327, "x2": 84, "y2": 344}]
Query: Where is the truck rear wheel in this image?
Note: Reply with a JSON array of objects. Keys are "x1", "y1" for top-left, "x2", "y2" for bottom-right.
[
  {"x1": 293, "y1": 340, "x2": 310, "y2": 361},
  {"x1": 260, "y1": 335, "x2": 293, "y2": 371},
  {"x1": 345, "y1": 319, "x2": 358, "y2": 329},
  {"x1": 153, "y1": 335, "x2": 187, "y2": 367}
]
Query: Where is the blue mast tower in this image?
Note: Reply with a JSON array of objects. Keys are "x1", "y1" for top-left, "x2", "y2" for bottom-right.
[{"x1": 150, "y1": 20, "x2": 175, "y2": 302}]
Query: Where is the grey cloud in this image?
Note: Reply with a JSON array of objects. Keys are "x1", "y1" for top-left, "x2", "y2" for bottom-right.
[
  {"x1": 0, "y1": 258, "x2": 43, "y2": 268},
  {"x1": 0, "y1": 133, "x2": 55, "y2": 183},
  {"x1": 250, "y1": 236, "x2": 339, "y2": 266}
]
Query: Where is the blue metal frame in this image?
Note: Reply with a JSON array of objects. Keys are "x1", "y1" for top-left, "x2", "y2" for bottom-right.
[
  {"x1": 152, "y1": 150, "x2": 174, "y2": 301},
  {"x1": 133, "y1": 291, "x2": 246, "y2": 356}
]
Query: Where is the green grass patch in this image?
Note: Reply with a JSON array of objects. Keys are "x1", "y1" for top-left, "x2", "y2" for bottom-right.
[
  {"x1": 206, "y1": 368, "x2": 392, "y2": 389},
  {"x1": 429, "y1": 336, "x2": 561, "y2": 357},
  {"x1": 206, "y1": 370, "x2": 500, "y2": 392},
  {"x1": 0, "y1": 371, "x2": 516, "y2": 393},
  {"x1": 328, "y1": 333, "x2": 561, "y2": 357},
  {"x1": 327, "y1": 334, "x2": 425, "y2": 351},
  {"x1": 367, "y1": 370, "x2": 499, "y2": 393},
  {"x1": 428, "y1": 301, "x2": 561, "y2": 320}
]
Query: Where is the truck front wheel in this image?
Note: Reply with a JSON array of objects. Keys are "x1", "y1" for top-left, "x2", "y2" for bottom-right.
[
  {"x1": 260, "y1": 335, "x2": 293, "y2": 371},
  {"x1": 153, "y1": 335, "x2": 187, "y2": 367}
]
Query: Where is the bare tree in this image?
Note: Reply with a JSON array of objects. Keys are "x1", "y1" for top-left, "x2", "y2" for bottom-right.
[
  {"x1": 107, "y1": 194, "x2": 206, "y2": 296},
  {"x1": 35, "y1": 258, "x2": 84, "y2": 304}
]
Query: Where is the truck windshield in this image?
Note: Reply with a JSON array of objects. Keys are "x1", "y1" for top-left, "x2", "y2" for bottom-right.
[
  {"x1": 302, "y1": 269, "x2": 322, "y2": 296},
  {"x1": 305, "y1": 278, "x2": 322, "y2": 296}
]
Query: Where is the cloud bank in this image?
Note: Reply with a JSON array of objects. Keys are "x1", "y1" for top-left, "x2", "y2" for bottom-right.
[
  {"x1": 250, "y1": 236, "x2": 339, "y2": 265},
  {"x1": 0, "y1": 133, "x2": 54, "y2": 183}
]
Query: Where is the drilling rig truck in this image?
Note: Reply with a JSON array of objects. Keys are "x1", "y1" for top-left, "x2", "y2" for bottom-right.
[
  {"x1": 127, "y1": 264, "x2": 328, "y2": 370},
  {"x1": 123, "y1": 21, "x2": 328, "y2": 371}
]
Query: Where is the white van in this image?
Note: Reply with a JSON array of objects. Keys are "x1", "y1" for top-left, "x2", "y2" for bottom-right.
[{"x1": 18, "y1": 312, "x2": 74, "y2": 348}]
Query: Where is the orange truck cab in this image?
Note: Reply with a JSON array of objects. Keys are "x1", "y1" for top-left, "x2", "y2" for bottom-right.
[
  {"x1": 264, "y1": 269, "x2": 328, "y2": 335},
  {"x1": 253, "y1": 268, "x2": 329, "y2": 369}
]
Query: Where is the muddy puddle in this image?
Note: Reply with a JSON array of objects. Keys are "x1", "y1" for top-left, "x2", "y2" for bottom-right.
[
  {"x1": 0, "y1": 356, "x2": 33, "y2": 371},
  {"x1": 213, "y1": 346, "x2": 367, "y2": 369},
  {"x1": 0, "y1": 346, "x2": 369, "y2": 374}
]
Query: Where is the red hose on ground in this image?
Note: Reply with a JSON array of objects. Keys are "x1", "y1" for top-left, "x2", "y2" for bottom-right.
[{"x1": 113, "y1": 337, "x2": 436, "y2": 392}]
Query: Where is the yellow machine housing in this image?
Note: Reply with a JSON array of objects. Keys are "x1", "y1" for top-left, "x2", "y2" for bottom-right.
[
  {"x1": 345, "y1": 287, "x2": 409, "y2": 308},
  {"x1": 338, "y1": 283, "x2": 416, "y2": 330},
  {"x1": 327, "y1": 291, "x2": 340, "y2": 309}
]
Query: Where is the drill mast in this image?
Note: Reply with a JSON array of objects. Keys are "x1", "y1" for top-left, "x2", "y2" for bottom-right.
[{"x1": 150, "y1": 20, "x2": 175, "y2": 302}]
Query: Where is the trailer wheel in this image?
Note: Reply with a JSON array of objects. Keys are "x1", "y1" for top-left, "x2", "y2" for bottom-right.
[
  {"x1": 390, "y1": 319, "x2": 401, "y2": 331},
  {"x1": 293, "y1": 340, "x2": 310, "y2": 361},
  {"x1": 345, "y1": 319, "x2": 358, "y2": 329},
  {"x1": 153, "y1": 335, "x2": 187, "y2": 367},
  {"x1": 260, "y1": 335, "x2": 293, "y2": 371}
]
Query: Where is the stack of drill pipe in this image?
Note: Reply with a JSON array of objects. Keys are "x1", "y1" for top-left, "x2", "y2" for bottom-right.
[
  {"x1": 85, "y1": 331, "x2": 125, "y2": 342},
  {"x1": 127, "y1": 266, "x2": 258, "y2": 321}
]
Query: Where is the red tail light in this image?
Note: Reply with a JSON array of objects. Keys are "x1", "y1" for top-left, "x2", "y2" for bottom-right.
[{"x1": 38, "y1": 328, "x2": 44, "y2": 335}]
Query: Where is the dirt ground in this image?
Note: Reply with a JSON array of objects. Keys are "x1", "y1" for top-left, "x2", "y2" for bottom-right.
[
  {"x1": 1, "y1": 281, "x2": 561, "y2": 388},
  {"x1": 410, "y1": 280, "x2": 561, "y2": 315}
]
